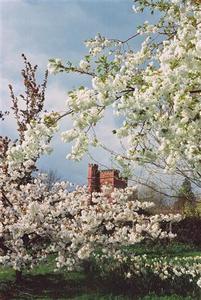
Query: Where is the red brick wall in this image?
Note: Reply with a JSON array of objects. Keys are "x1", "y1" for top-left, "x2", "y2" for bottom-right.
[
  {"x1": 88, "y1": 164, "x2": 127, "y2": 193},
  {"x1": 113, "y1": 170, "x2": 127, "y2": 189},
  {"x1": 88, "y1": 164, "x2": 100, "y2": 193},
  {"x1": 100, "y1": 170, "x2": 115, "y2": 188}
]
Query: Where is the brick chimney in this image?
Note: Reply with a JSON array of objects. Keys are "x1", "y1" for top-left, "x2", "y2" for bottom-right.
[{"x1": 88, "y1": 164, "x2": 100, "y2": 193}]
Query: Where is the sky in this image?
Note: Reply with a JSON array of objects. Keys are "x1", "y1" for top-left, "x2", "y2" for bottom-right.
[{"x1": 0, "y1": 0, "x2": 158, "y2": 185}]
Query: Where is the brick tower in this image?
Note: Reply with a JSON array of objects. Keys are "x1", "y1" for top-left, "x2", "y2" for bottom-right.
[
  {"x1": 88, "y1": 164, "x2": 100, "y2": 193},
  {"x1": 87, "y1": 164, "x2": 127, "y2": 193}
]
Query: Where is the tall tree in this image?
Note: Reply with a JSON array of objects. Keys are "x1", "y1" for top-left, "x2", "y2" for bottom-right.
[{"x1": 174, "y1": 178, "x2": 196, "y2": 214}]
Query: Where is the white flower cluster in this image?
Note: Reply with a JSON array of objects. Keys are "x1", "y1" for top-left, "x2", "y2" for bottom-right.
[
  {"x1": 96, "y1": 251, "x2": 201, "y2": 289},
  {"x1": 5, "y1": 115, "x2": 58, "y2": 177},
  {"x1": 49, "y1": 1, "x2": 201, "y2": 182},
  {"x1": 0, "y1": 178, "x2": 183, "y2": 274},
  {"x1": 47, "y1": 58, "x2": 62, "y2": 74},
  {"x1": 85, "y1": 34, "x2": 115, "y2": 56},
  {"x1": 79, "y1": 59, "x2": 90, "y2": 72}
]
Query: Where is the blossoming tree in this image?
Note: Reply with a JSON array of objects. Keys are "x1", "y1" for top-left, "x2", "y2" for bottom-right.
[
  {"x1": 1, "y1": 0, "x2": 201, "y2": 288},
  {"x1": 48, "y1": 0, "x2": 201, "y2": 188},
  {"x1": 0, "y1": 55, "x2": 58, "y2": 281},
  {"x1": 0, "y1": 55, "x2": 194, "y2": 287}
]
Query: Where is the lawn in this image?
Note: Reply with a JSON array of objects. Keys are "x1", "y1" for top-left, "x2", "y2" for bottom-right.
[{"x1": 0, "y1": 243, "x2": 200, "y2": 300}]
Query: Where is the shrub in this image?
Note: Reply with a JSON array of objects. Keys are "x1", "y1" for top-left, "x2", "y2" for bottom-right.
[{"x1": 172, "y1": 217, "x2": 201, "y2": 247}]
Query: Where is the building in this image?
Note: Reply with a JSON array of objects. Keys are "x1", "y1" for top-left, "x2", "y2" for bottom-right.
[{"x1": 88, "y1": 164, "x2": 127, "y2": 193}]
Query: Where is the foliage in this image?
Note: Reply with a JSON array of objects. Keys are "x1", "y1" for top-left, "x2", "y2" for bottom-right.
[
  {"x1": 174, "y1": 178, "x2": 196, "y2": 215},
  {"x1": 88, "y1": 249, "x2": 201, "y2": 295},
  {"x1": 172, "y1": 216, "x2": 201, "y2": 246}
]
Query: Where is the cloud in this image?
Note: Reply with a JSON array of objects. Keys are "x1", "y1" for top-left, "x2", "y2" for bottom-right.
[{"x1": 0, "y1": 0, "x2": 154, "y2": 183}]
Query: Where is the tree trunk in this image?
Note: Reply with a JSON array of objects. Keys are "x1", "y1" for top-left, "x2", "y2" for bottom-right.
[{"x1": 15, "y1": 270, "x2": 22, "y2": 283}]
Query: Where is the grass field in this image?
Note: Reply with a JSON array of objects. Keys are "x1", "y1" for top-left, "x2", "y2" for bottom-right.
[
  {"x1": 0, "y1": 268, "x2": 198, "y2": 300},
  {"x1": 0, "y1": 243, "x2": 200, "y2": 300}
]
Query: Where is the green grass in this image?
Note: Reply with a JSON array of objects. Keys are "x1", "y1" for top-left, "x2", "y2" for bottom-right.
[
  {"x1": 139, "y1": 295, "x2": 194, "y2": 300},
  {"x1": 0, "y1": 243, "x2": 200, "y2": 300},
  {"x1": 126, "y1": 241, "x2": 201, "y2": 257},
  {"x1": 0, "y1": 261, "x2": 130, "y2": 300},
  {"x1": 0, "y1": 270, "x2": 199, "y2": 300}
]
